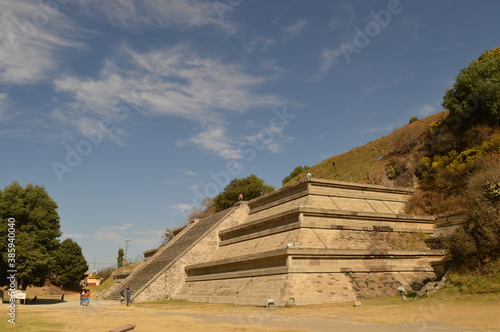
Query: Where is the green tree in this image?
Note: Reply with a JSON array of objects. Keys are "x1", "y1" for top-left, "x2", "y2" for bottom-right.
[
  {"x1": 282, "y1": 165, "x2": 310, "y2": 185},
  {"x1": 53, "y1": 238, "x2": 88, "y2": 286},
  {"x1": 0, "y1": 182, "x2": 62, "y2": 290},
  {"x1": 409, "y1": 116, "x2": 419, "y2": 124},
  {"x1": 443, "y1": 46, "x2": 500, "y2": 127},
  {"x1": 117, "y1": 248, "x2": 124, "y2": 268},
  {"x1": 213, "y1": 174, "x2": 275, "y2": 211}
]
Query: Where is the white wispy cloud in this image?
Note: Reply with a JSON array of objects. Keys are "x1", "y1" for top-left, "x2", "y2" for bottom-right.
[
  {"x1": 171, "y1": 203, "x2": 194, "y2": 211},
  {"x1": 50, "y1": 108, "x2": 127, "y2": 144},
  {"x1": 53, "y1": 43, "x2": 285, "y2": 153},
  {"x1": 179, "y1": 170, "x2": 197, "y2": 177},
  {"x1": 418, "y1": 105, "x2": 437, "y2": 117},
  {"x1": 61, "y1": 233, "x2": 90, "y2": 239},
  {"x1": 163, "y1": 179, "x2": 180, "y2": 185},
  {"x1": 0, "y1": 93, "x2": 8, "y2": 121},
  {"x1": 245, "y1": 36, "x2": 276, "y2": 53},
  {"x1": 101, "y1": 223, "x2": 134, "y2": 231},
  {"x1": 259, "y1": 58, "x2": 285, "y2": 74},
  {"x1": 365, "y1": 125, "x2": 397, "y2": 134},
  {"x1": 94, "y1": 230, "x2": 123, "y2": 242},
  {"x1": 186, "y1": 184, "x2": 200, "y2": 191},
  {"x1": 52, "y1": 44, "x2": 284, "y2": 159},
  {"x1": 320, "y1": 48, "x2": 343, "y2": 73},
  {"x1": 310, "y1": 47, "x2": 343, "y2": 82},
  {"x1": 244, "y1": 123, "x2": 295, "y2": 154},
  {"x1": 0, "y1": 0, "x2": 82, "y2": 85},
  {"x1": 179, "y1": 126, "x2": 242, "y2": 160},
  {"x1": 64, "y1": 225, "x2": 162, "y2": 248},
  {"x1": 281, "y1": 19, "x2": 307, "y2": 42},
  {"x1": 308, "y1": 2, "x2": 356, "y2": 81},
  {"x1": 136, "y1": 229, "x2": 164, "y2": 236},
  {"x1": 132, "y1": 237, "x2": 162, "y2": 248},
  {"x1": 328, "y1": 3, "x2": 356, "y2": 30},
  {"x1": 74, "y1": 0, "x2": 233, "y2": 32}
]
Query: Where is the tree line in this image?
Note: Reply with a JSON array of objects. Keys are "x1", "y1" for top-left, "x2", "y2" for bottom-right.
[{"x1": 0, "y1": 182, "x2": 88, "y2": 290}]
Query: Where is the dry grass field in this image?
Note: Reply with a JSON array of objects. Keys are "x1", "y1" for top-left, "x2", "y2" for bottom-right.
[{"x1": 1, "y1": 291, "x2": 499, "y2": 332}]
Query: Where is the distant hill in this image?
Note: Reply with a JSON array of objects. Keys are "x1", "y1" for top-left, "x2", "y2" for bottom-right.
[
  {"x1": 283, "y1": 109, "x2": 500, "y2": 216},
  {"x1": 283, "y1": 110, "x2": 449, "y2": 188}
]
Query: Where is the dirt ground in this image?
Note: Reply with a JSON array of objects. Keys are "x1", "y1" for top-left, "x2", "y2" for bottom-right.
[{"x1": 1, "y1": 292, "x2": 499, "y2": 332}]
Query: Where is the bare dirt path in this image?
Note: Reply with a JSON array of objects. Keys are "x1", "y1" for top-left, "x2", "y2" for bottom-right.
[
  {"x1": 4, "y1": 293, "x2": 493, "y2": 332},
  {"x1": 169, "y1": 310, "x2": 478, "y2": 332}
]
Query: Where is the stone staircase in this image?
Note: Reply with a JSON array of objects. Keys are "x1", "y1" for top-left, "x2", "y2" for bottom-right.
[{"x1": 105, "y1": 207, "x2": 239, "y2": 302}]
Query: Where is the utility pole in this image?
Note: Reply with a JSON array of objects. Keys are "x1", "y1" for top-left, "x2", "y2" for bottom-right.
[{"x1": 124, "y1": 240, "x2": 131, "y2": 265}]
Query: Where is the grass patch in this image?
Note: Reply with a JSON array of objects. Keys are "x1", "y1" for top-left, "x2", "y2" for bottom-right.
[
  {"x1": 282, "y1": 111, "x2": 448, "y2": 187},
  {"x1": 444, "y1": 260, "x2": 500, "y2": 294},
  {"x1": 286, "y1": 292, "x2": 500, "y2": 330},
  {"x1": 134, "y1": 299, "x2": 244, "y2": 313},
  {"x1": 0, "y1": 292, "x2": 498, "y2": 331}
]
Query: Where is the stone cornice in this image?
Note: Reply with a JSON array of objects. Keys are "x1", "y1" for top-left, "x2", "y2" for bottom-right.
[
  {"x1": 246, "y1": 178, "x2": 414, "y2": 213},
  {"x1": 186, "y1": 248, "x2": 445, "y2": 271},
  {"x1": 219, "y1": 207, "x2": 436, "y2": 245},
  {"x1": 184, "y1": 248, "x2": 445, "y2": 281}
]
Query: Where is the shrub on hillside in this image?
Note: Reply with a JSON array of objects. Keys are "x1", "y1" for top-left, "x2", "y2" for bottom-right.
[
  {"x1": 422, "y1": 121, "x2": 459, "y2": 156},
  {"x1": 416, "y1": 133, "x2": 500, "y2": 193},
  {"x1": 409, "y1": 116, "x2": 419, "y2": 124},
  {"x1": 394, "y1": 130, "x2": 423, "y2": 155},
  {"x1": 405, "y1": 190, "x2": 465, "y2": 215},
  {"x1": 446, "y1": 258, "x2": 500, "y2": 293},
  {"x1": 463, "y1": 124, "x2": 496, "y2": 149},
  {"x1": 448, "y1": 157, "x2": 500, "y2": 272},
  {"x1": 384, "y1": 157, "x2": 414, "y2": 187}
]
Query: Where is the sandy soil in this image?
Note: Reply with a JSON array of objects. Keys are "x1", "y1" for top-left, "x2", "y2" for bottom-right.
[{"x1": 1, "y1": 293, "x2": 499, "y2": 332}]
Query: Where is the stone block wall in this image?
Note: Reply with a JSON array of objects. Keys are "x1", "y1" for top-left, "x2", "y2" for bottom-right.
[
  {"x1": 176, "y1": 274, "x2": 290, "y2": 306},
  {"x1": 176, "y1": 270, "x2": 438, "y2": 306},
  {"x1": 211, "y1": 229, "x2": 301, "y2": 261}
]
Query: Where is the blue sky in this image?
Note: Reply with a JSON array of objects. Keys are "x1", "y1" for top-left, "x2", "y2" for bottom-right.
[{"x1": 1, "y1": 0, "x2": 499, "y2": 271}]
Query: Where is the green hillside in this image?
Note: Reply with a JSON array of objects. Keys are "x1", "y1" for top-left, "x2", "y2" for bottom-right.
[
  {"x1": 284, "y1": 108, "x2": 500, "y2": 216},
  {"x1": 283, "y1": 111, "x2": 449, "y2": 188}
]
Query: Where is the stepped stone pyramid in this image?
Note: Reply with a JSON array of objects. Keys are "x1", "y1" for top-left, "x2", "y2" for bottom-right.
[{"x1": 106, "y1": 178, "x2": 445, "y2": 306}]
